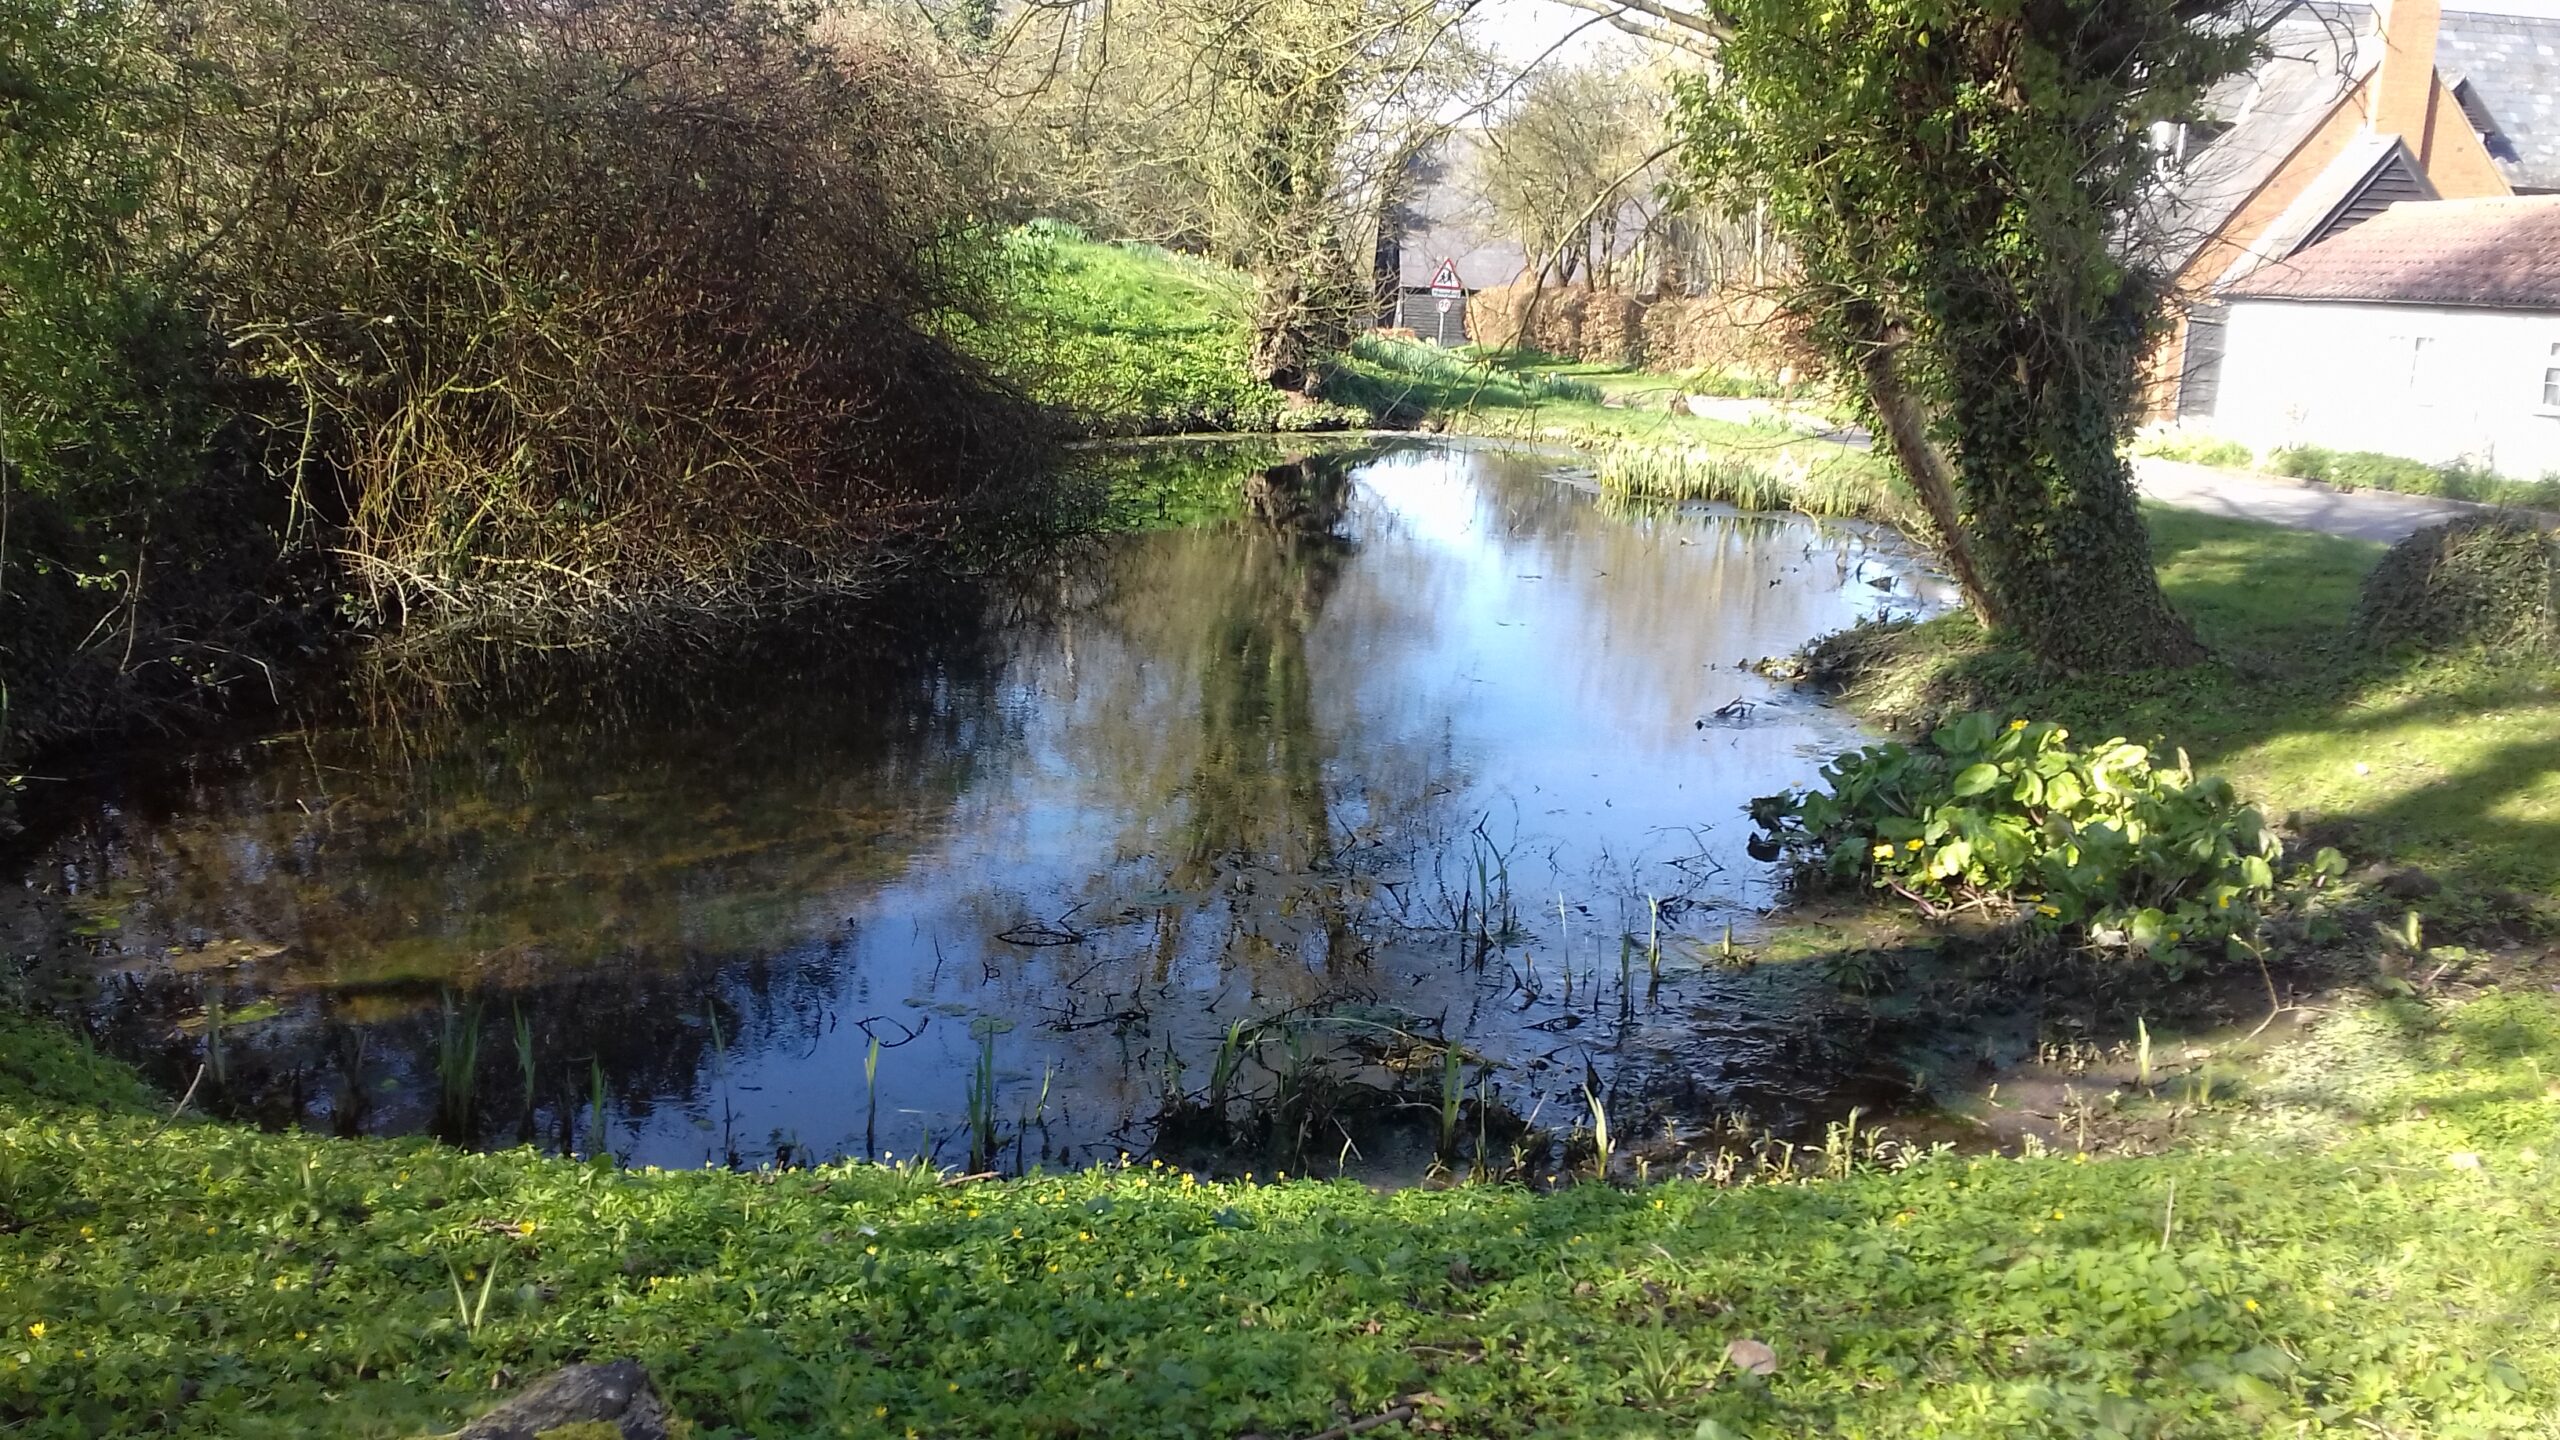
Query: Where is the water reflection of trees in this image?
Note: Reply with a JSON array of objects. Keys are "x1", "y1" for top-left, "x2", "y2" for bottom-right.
[
  {"x1": 21, "y1": 609, "x2": 1024, "y2": 1151},
  {"x1": 11, "y1": 438, "x2": 1950, "y2": 1169}
]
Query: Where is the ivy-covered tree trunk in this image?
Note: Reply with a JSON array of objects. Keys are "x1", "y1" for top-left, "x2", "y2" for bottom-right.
[
  {"x1": 1941, "y1": 308, "x2": 2204, "y2": 672},
  {"x1": 1665, "y1": 0, "x2": 2260, "y2": 675}
]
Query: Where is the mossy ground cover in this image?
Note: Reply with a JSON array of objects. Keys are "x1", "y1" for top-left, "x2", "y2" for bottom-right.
[
  {"x1": 3, "y1": 992, "x2": 2556, "y2": 1440},
  {"x1": 1818, "y1": 507, "x2": 2560, "y2": 901}
]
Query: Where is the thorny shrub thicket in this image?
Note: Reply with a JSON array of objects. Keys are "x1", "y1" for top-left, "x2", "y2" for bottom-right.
[{"x1": 3, "y1": 0, "x2": 1047, "y2": 787}]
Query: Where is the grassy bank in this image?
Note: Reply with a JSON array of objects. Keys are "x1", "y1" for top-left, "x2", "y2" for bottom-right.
[
  {"x1": 1809, "y1": 505, "x2": 2560, "y2": 901},
  {"x1": 4, "y1": 989, "x2": 2556, "y2": 1439},
  {"x1": 987, "y1": 225, "x2": 1365, "y2": 437},
  {"x1": 1324, "y1": 338, "x2": 1913, "y2": 528},
  {"x1": 985, "y1": 235, "x2": 1908, "y2": 527}
]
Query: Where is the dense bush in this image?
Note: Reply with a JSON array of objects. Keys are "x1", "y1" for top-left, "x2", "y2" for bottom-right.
[
  {"x1": 5, "y1": 0, "x2": 1057, "y2": 783},
  {"x1": 172, "y1": 0, "x2": 1045, "y2": 629},
  {"x1": 0, "y1": 0, "x2": 294, "y2": 774},
  {"x1": 2354, "y1": 515, "x2": 2558, "y2": 654},
  {"x1": 1639, "y1": 290, "x2": 1822, "y2": 381},
  {"x1": 1751, "y1": 713, "x2": 2319, "y2": 972}
]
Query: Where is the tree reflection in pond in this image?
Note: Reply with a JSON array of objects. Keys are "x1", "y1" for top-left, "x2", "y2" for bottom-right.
[{"x1": 11, "y1": 439, "x2": 1955, "y2": 1172}]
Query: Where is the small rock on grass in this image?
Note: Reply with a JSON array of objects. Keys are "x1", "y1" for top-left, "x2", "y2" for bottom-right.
[
  {"x1": 2354, "y1": 862, "x2": 2443, "y2": 901},
  {"x1": 1723, "y1": 1338, "x2": 1778, "y2": 1376},
  {"x1": 450, "y1": 1360, "x2": 683, "y2": 1440}
]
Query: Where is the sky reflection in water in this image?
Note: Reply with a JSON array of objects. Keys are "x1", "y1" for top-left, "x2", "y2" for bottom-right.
[{"x1": 17, "y1": 439, "x2": 1953, "y2": 1170}]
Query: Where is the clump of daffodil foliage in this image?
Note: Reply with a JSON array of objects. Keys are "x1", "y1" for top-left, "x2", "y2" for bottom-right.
[{"x1": 1752, "y1": 712, "x2": 2341, "y2": 971}]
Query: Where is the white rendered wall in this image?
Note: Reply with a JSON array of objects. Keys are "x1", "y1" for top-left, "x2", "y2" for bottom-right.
[{"x1": 2209, "y1": 299, "x2": 2560, "y2": 479}]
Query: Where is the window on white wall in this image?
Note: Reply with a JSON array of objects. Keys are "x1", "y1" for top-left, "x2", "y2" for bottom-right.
[{"x1": 2542, "y1": 341, "x2": 2560, "y2": 413}]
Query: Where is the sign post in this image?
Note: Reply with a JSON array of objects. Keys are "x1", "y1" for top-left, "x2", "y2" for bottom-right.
[{"x1": 1427, "y1": 258, "x2": 1465, "y2": 345}]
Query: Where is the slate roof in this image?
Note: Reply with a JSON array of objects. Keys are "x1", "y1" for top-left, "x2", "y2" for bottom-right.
[
  {"x1": 2146, "y1": 4, "x2": 2560, "y2": 268},
  {"x1": 2222, "y1": 194, "x2": 2560, "y2": 307},
  {"x1": 2437, "y1": 9, "x2": 2560, "y2": 192},
  {"x1": 2210, "y1": 131, "x2": 2434, "y2": 287}
]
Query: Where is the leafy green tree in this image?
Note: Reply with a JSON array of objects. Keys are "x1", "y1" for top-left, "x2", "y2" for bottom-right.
[
  {"x1": 967, "y1": 0, "x2": 1482, "y2": 391},
  {"x1": 1557, "y1": 0, "x2": 2269, "y2": 671}
]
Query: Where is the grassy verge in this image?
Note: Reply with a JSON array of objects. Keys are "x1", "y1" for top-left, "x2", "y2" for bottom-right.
[
  {"x1": 2131, "y1": 435, "x2": 2560, "y2": 513},
  {"x1": 4, "y1": 991, "x2": 2556, "y2": 1439},
  {"x1": 979, "y1": 223, "x2": 1364, "y2": 437},
  {"x1": 2264, "y1": 446, "x2": 2560, "y2": 512},
  {"x1": 1809, "y1": 505, "x2": 2560, "y2": 901}
]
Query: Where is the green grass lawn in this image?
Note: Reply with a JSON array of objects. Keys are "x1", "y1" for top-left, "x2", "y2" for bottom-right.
[
  {"x1": 1820, "y1": 506, "x2": 2560, "y2": 900},
  {"x1": 976, "y1": 224, "x2": 1363, "y2": 437},
  {"x1": 3, "y1": 993, "x2": 2555, "y2": 1439}
]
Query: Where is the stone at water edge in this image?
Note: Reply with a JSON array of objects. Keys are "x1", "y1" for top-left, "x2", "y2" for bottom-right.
[{"x1": 449, "y1": 1360, "x2": 683, "y2": 1440}]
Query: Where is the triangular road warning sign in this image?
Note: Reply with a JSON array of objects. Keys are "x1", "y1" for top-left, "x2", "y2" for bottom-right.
[{"x1": 1427, "y1": 258, "x2": 1465, "y2": 295}]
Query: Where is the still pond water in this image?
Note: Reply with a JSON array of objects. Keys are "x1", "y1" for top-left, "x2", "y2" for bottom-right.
[{"x1": 12, "y1": 439, "x2": 1954, "y2": 1174}]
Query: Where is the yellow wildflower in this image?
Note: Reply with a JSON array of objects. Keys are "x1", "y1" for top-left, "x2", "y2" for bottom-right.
[
  {"x1": 2009, "y1": 719, "x2": 2028, "y2": 731},
  {"x1": 26, "y1": 1323, "x2": 43, "y2": 1340},
  {"x1": 1872, "y1": 843, "x2": 1894, "y2": 861},
  {"x1": 2243, "y1": 1298, "x2": 2260, "y2": 1312},
  {"x1": 1906, "y1": 839, "x2": 1924, "y2": 851}
]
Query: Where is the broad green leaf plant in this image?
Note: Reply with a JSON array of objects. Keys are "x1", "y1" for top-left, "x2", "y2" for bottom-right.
[{"x1": 1753, "y1": 713, "x2": 2341, "y2": 972}]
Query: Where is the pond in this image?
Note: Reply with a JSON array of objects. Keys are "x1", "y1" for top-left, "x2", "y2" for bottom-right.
[{"x1": 7, "y1": 438, "x2": 1955, "y2": 1177}]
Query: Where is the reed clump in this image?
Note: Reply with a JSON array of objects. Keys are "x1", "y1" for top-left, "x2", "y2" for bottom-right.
[{"x1": 1594, "y1": 440, "x2": 1918, "y2": 532}]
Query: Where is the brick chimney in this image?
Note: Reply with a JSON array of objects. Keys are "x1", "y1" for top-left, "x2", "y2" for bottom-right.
[{"x1": 2370, "y1": 0, "x2": 2443, "y2": 144}]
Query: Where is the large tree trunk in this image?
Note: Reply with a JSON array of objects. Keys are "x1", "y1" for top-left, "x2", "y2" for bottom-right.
[
  {"x1": 1943, "y1": 324, "x2": 2204, "y2": 673},
  {"x1": 1847, "y1": 307, "x2": 2000, "y2": 626}
]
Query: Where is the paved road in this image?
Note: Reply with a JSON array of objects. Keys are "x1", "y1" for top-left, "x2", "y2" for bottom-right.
[{"x1": 2130, "y1": 457, "x2": 2493, "y2": 544}]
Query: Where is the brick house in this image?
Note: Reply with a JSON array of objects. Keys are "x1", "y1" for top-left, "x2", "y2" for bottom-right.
[{"x1": 2146, "y1": 1, "x2": 2560, "y2": 421}]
